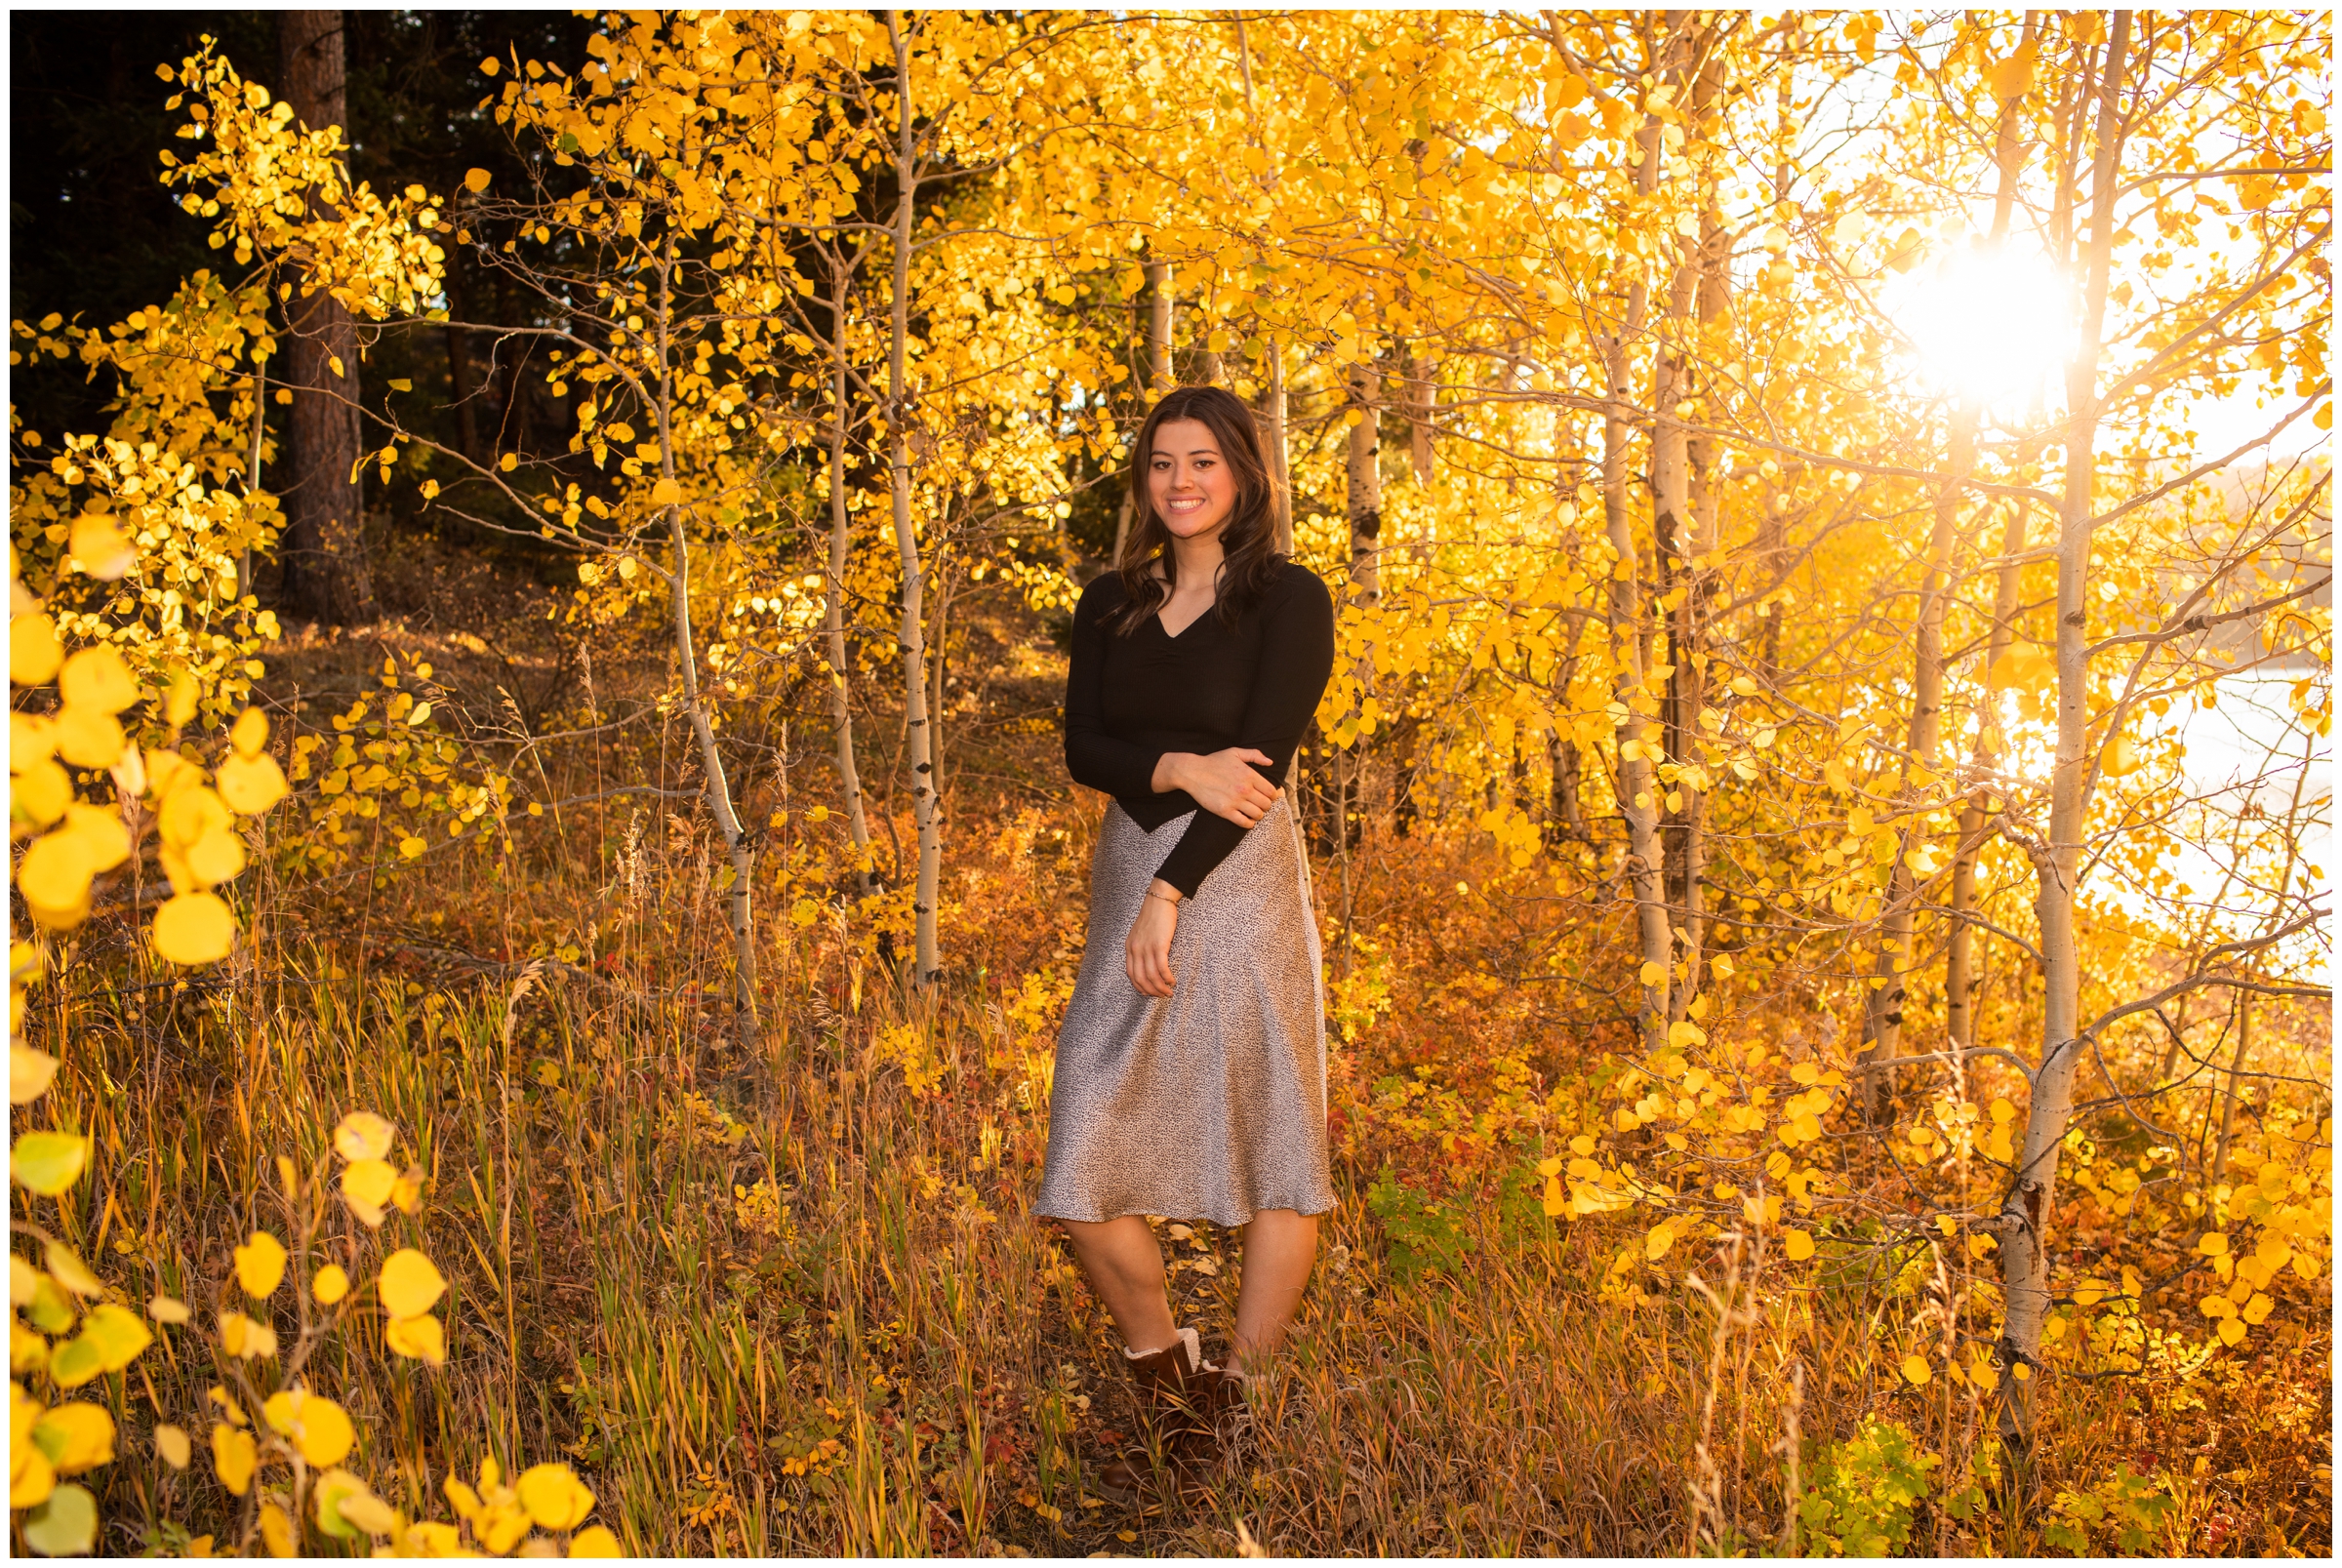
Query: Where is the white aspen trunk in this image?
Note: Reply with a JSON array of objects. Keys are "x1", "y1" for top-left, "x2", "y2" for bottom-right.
[
  {"x1": 1999, "y1": 9, "x2": 2129, "y2": 1450},
  {"x1": 655, "y1": 251, "x2": 760, "y2": 1045},
  {"x1": 1268, "y1": 342, "x2": 1293, "y2": 554},
  {"x1": 1605, "y1": 41, "x2": 1675, "y2": 1043},
  {"x1": 2212, "y1": 994, "x2": 2251, "y2": 1181},
  {"x1": 1945, "y1": 16, "x2": 2039, "y2": 1055},
  {"x1": 1865, "y1": 18, "x2": 2036, "y2": 1110},
  {"x1": 887, "y1": 11, "x2": 943, "y2": 986},
  {"x1": 1346, "y1": 359, "x2": 1383, "y2": 605},
  {"x1": 1947, "y1": 503, "x2": 2029, "y2": 1052},
  {"x1": 1145, "y1": 261, "x2": 1175, "y2": 393},
  {"x1": 827, "y1": 261, "x2": 875, "y2": 893}
]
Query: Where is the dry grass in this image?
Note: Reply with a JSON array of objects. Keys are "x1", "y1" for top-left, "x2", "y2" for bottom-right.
[{"x1": 27, "y1": 596, "x2": 2330, "y2": 1558}]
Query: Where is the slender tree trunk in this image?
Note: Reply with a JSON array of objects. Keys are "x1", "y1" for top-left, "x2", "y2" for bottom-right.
[
  {"x1": 1117, "y1": 261, "x2": 1178, "y2": 558},
  {"x1": 1605, "y1": 31, "x2": 1675, "y2": 1044},
  {"x1": 1999, "y1": 9, "x2": 2129, "y2": 1453},
  {"x1": 442, "y1": 261, "x2": 482, "y2": 464},
  {"x1": 887, "y1": 11, "x2": 943, "y2": 986},
  {"x1": 1404, "y1": 348, "x2": 1434, "y2": 485},
  {"x1": 826, "y1": 260, "x2": 875, "y2": 892},
  {"x1": 2212, "y1": 994, "x2": 2252, "y2": 1181},
  {"x1": 1945, "y1": 14, "x2": 2039, "y2": 1058},
  {"x1": 277, "y1": 10, "x2": 375, "y2": 624},
  {"x1": 1146, "y1": 261, "x2": 1175, "y2": 392},
  {"x1": 1346, "y1": 358, "x2": 1384, "y2": 605},
  {"x1": 1948, "y1": 499, "x2": 2030, "y2": 1051},
  {"x1": 1267, "y1": 341, "x2": 1293, "y2": 555},
  {"x1": 651, "y1": 252, "x2": 759, "y2": 1046}
]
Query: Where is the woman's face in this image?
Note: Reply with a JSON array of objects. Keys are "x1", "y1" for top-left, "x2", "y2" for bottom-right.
[{"x1": 1147, "y1": 419, "x2": 1236, "y2": 543}]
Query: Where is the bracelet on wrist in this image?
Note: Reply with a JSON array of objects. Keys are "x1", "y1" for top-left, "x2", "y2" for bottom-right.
[{"x1": 1146, "y1": 888, "x2": 1183, "y2": 907}]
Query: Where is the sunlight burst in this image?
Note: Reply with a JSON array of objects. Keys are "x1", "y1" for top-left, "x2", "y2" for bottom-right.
[{"x1": 1888, "y1": 242, "x2": 2078, "y2": 414}]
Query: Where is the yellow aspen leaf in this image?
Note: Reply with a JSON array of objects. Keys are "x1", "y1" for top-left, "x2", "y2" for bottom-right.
[
  {"x1": 12, "y1": 1445, "x2": 56, "y2": 1509},
  {"x1": 342, "y1": 1158, "x2": 396, "y2": 1207},
  {"x1": 212, "y1": 1423, "x2": 258, "y2": 1495},
  {"x1": 328, "y1": 354, "x2": 346, "y2": 379},
  {"x1": 383, "y1": 1312, "x2": 446, "y2": 1367},
  {"x1": 2198, "y1": 1232, "x2": 2229, "y2": 1256},
  {"x1": 218, "y1": 1311, "x2": 276, "y2": 1360},
  {"x1": 154, "y1": 1423, "x2": 192, "y2": 1469},
  {"x1": 333, "y1": 1110, "x2": 396, "y2": 1162},
  {"x1": 467, "y1": 166, "x2": 495, "y2": 188},
  {"x1": 398, "y1": 836, "x2": 428, "y2": 860},
  {"x1": 1783, "y1": 1229, "x2": 1815, "y2": 1262},
  {"x1": 12, "y1": 1131, "x2": 90, "y2": 1195},
  {"x1": 216, "y1": 752, "x2": 289, "y2": 814},
  {"x1": 2009, "y1": 1361, "x2": 2031, "y2": 1382},
  {"x1": 58, "y1": 646, "x2": 138, "y2": 714},
  {"x1": 517, "y1": 1463, "x2": 597, "y2": 1530},
  {"x1": 1638, "y1": 960, "x2": 1663, "y2": 988},
  {"x1": 30, "y1": 1402, "x2": 115, "y2": 1472},
  {"x1": 262, "y1": 1388, "x2": 354, "y2": 1467},
  {"x1": 80, "y1": 1304, "x2": 151, "y2": 1371},
  {"x1": 378, "y1": 1250, "x2": 447, "y2": 1318},
  {"x1": 11, "y1": 1045, "x2": 60, "y2": 1106},
  {"x1": 185, "y1": 824, "x2": 246, "y2": 886},
  {"x1": 153, "y1": 893, "x2": 236, "y2": 965},
  {"x1": 313, "y1": 1467, "x2": 374, "y2": 1540},
  {"x1": 14, "y1": 760, "x2": 70, "y2": 826},
  {"x1": 147, "y1": 1295, "x2": 191, "y2": 1325},
  {"x1": 44, "y1": 711, "x2": 122, "y2": 772},
  {"x1": 569, "y1": 1525, "x2": 623, "y2": 1556},
  {"x1": 234, "y1": 1230, "x2": 288, "y2": 1298},
  {"x1": 1899, "y1": 1353, "x2": 1930, "y2": 1386},
  {"x1": 260, "y1": 1500, "x2": 296, "y2": 1557},
  {"x1": 66, "y1": 515, "x2": 136, "y2": 581},
  {"x1": 228, "y1": 707, "x2": 270, "y2": 758},
  {"x1": 17, "y1": 830, "x2": 100, "y2": 920},
  {"x1": 2216, "y1": 1317, "x2": 2246, "y2": 1347},
  {"x1": 385, "y1": 379, "x2": 413, "y2": 393},
  {"x1": 40, "y1": 1242, "x2": 101, "y2": 1298},
  {"x1": 10, "y1": 613, "x2": 64, "y2": 686},
  {"x1": 21, "y1": 1482, "x2": 96, "y2": 1554},
  {"x1": 1644, "y1": 1224, "x2": 1675, "y2": 1262},
  {"x1": 48, "y1": 1332, "x2": 104, "y2": 1388},
  {"x1": 2240, "y1": 1292, "x2": 2274, "y2": 1325},
  {"x1": 389, "y1": 1166, "x2": 424, "y2": 1214},
  {"x1": 650, "y1": 478, "x2": 682, "y2": 506},
  {"x1": 312, "y1": 1266, "x2": 350, "y2": 1307},
  {"x1": 337, "y1": 1488, "x2": 399, "y2": 1539}
]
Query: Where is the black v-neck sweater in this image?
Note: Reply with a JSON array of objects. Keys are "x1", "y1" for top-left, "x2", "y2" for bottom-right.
[{"x1": 1064, "y1": 561, "x2": 1336, "y2": 898}]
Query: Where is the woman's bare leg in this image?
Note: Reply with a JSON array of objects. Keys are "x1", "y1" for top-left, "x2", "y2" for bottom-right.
[
  {"x1": 1059, "y1": 1215, "x2": 1179, "y2": 1353},
  {"x1": 1231, "y1": 1208, "x2": 1317, "y2": 1375}
]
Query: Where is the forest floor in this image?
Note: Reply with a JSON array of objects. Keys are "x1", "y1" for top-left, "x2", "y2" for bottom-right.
[{"x1": 44, "y1": 548, "x2": 2333, "y2": 1558}]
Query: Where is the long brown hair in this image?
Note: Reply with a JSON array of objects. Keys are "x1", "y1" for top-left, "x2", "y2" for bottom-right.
[{"x1": 1107, "y1": 385, "x2": 1286, "y2": 634}]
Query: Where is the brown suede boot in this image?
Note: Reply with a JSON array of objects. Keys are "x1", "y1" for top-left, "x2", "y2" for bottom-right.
[{"x1": 1095, "y1": 1327, "x2": 1219, "y2": 1503}]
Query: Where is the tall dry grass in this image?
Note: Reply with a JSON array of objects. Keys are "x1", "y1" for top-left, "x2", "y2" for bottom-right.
[{"x1": 26, "y1": 609, "x2": 2329, "y2": 1557}]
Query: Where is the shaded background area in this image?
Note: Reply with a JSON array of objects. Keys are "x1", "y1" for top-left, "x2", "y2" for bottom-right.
[{"x1": 12, "y1": 12, "x2": 598, "y2": 602}]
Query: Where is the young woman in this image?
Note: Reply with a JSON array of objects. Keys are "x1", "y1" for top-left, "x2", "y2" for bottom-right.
[{"x1": 1038, "y1": 384, "x2": 1336, "y2": 1497}]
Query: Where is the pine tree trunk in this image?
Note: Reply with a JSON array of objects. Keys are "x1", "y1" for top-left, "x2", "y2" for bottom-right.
[
  {"x1": 277, "y1": 10, "x2": 375, "y2": 624},
  {"x1": 1999, "y1": 9, "x2": 2130, "y2": 1453},
  {"x1": 887, "y1": 12, "x2": 943, "y2": 986}
]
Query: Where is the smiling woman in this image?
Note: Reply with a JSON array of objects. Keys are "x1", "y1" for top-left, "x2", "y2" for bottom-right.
[{"x1": 1040, "y1": 384, "x2": 1338, "y2": 1502}]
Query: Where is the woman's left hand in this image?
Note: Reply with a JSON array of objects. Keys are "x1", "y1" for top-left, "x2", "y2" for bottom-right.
[{"x1": 1125, "y1": 881, "x2": 1181, "y2": 997}]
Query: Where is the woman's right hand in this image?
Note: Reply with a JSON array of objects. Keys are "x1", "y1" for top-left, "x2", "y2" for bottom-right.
[{"x1": 1155, "y1": 747, "x2": 1279, "y2": 828}]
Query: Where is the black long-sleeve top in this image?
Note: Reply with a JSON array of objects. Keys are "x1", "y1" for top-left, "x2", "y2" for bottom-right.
[{"x1": 1064, "y1": 561, "x2": 1336, "y2": 898}]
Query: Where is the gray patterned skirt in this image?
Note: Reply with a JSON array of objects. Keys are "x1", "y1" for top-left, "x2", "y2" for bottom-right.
[{"x1": 1035, "y1": 797, "x2": 1337, "y2": 1227}]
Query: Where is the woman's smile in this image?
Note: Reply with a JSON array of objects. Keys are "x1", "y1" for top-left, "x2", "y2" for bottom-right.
[{"x1": 1149, "y1": 418, "x2": 1236, "y2": 539}]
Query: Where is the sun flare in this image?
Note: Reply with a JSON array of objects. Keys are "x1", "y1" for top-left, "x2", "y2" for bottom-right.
[{"x1": 1888, "y1": 242, "x2": 2078, "y2": 413}]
